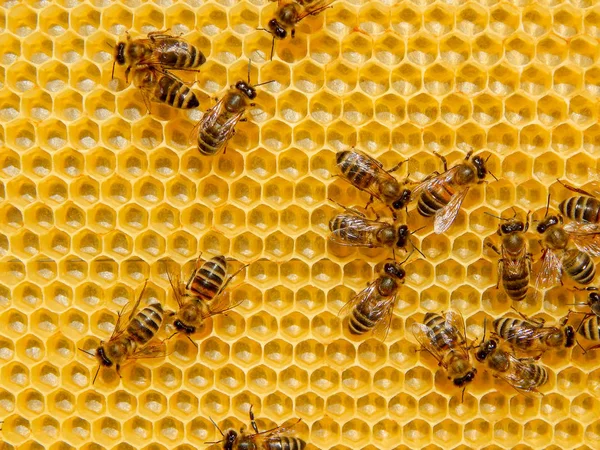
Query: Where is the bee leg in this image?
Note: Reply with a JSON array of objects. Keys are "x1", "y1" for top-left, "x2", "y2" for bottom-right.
[
  {"x1": 291, "y1": 28, "x2": 296, "y2": 39},
  {"x1": 387, "y1": 159, "x2": 408, "y2": 174},
  {"x1": 116, "y1": 364, "x2": 122, "y2": 378},
  {"x1": 364, "y1": 195, "x2": 375, "y2": 211},
  {"x1": 124, "y1": 66, "x2": 131, "y2": 84},
  {"x1": 370, "y1": 207, "x2": 381, "y2": 221},
  {"x1": 249, "y1": 405, "x2": 260, "y2": 434},
  {"x1": 432, "y1": 152, "x2": 448, "y2": 172},
  {"x1": 186, "y1": 335, "x2": 199, "y2": 349},
  {"x1": 495, "y1": 259, "x2": 503, "y2": 290}
]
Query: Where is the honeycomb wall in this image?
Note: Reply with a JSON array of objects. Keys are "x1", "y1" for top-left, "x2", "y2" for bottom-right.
[{"x1": 1, "y1": 0, "x2": 600, "y2": 449}]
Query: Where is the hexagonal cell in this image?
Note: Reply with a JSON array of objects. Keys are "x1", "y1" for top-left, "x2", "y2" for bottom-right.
[{"x1": 407, "y1": 33, "x2": 438, "y2": 67}]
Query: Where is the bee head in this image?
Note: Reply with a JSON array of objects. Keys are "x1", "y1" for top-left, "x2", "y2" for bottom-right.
[
  {"x1": 564, "y1": 325, "x2": 576, "y2": 348},
  {"x1": 392, "y1": 189, "x2": 412, "y2": 210},
  {"x1": 589, "y1": 292, "x2": 600, "y2": 305},
  {"x1": 395, "y1": 225, "x2": 409, "y2": 248},
  {"x1": 268, "y1": 18, "x2": 287, "y2": 39},
  {"x1": 96, "y1": 346, "x2": 113, "y2": 367},
  {"x1": 536, "y1": 215, "x2": 559, "y2": 234},
  {"x1": 174, "y1": 319, "x2": 196, "y2": 335},
  {"x1": 500, "y1": 220, "x2": 525, "y2": 235},
  {"x1": 384, "y1": 262, "x2": 405, "y2": 280},
  {"x1": 235, "y1": 81, "x2": 257, "y2": 100},
  {"x1": 475, "y1": 339, "x2": 496, "y2": 362},
  {"x1": 223, "y1": 430, "x2": 237, "y2": 450},
  {"x1": 114, "y1": 42, "x2": 126, "y2": 65},
  {"x1": 454, "y1": 368, "x2": 477, "y2": 387},
  {"x1": 472, "y1": 155, "x2": 487, "y2": 180}
]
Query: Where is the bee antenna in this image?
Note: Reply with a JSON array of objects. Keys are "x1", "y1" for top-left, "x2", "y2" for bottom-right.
[
  {"x1": 409, "y1": 237, "x2": 426, "y2": 260},
  {"x1": 210, "y1": 416, "x2": 225, "y2": 437},
  {"x1": 482, "y1": 318, "x2": 488, "y2": 342},
  {"x1": 544, "y1": 193, "x2": 551, "y2": 218},
  {"x1": 253, "y1": 79, "x2": 276, "y2": 88},
  {"x1": 461, "y1": 386, "x2": 466, "y2": 404},
  {"x1": 79, "y1": 347, "x2": 95, "y2": 357},
  {"x1": 111, "y1": 60, "x2": 116, "y2": 80},
  {"x1": 247, "y1": 58, "x2": 252, "y2": 84},
  {"x1": 484, "y1": 211, "x2": 504, "y2": 221},
  {"x1": 488, "y1": 169, "x2": 498, "y2": 182},
  {"x1": 511, "y1": 206, "x2": 518, "y2": 219}
]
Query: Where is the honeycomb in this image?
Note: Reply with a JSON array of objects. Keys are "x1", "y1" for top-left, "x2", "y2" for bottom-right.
[{"x1": 1, "y1": 0, "x2": 600, "y2": 449}]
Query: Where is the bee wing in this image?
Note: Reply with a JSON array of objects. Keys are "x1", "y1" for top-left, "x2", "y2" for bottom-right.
[
  {"x1": 501, "y1": 246, "x2": 528, "y2": 276},
  {"x1": 371, "y1": 295, "x2": 397, "y2": 341},
  {"x1": 410, "y1": 168, "x2": 457, "y2": 202},
  {"x1": 338, "y1": 281, "x2": 378, "y2": 319},
  {"x1": 499, "y1": 354, "x2": 545, "y2": 393},
  {"x1": 411, "y1": 322, "x2": 450, "y2": 369},
  {"x1": 444, "y1": 309, "x2": 468, "y2": 344},
  {"x1": 564, "y1": 222, "x2": 600, "y2": 257},
  {"x1": 256, "y1": 419, "x2": 301, "y2": 442},
  {"x1": 109, "y1": 283, "x2": 147, "y2": 341},
  {"x1": 338, "y1": 150, "x2": 396, "y2": 202},
  {"x1": 297, "y1": 0, "x2": 335, "y2": 21},
  {"x1": 198, "y1": 98, "x2": 225, "y2": 130},
  {"x1": 329, "y1": 213, "x2": 388, "y2": 247},
  {"x1": 535, "y1": 248, "x2": 562, "y2": 291},
  {"x1": 131, "y1": 341, "x2": 167, "y2": 360},
  {"x1": 498, "y1": 322, "x2": 539, "y2": 344},
  {"x1": 164, "y1": 261, "x2": 186, "y2": 309},
  {"x1": 203, "y1": 292, "x2": 243, "y2": 320},
  {"x1": 434, "y1": 187, "x2": 469, "y2": 234}
]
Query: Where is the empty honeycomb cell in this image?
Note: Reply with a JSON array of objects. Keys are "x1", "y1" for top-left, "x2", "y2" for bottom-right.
[
  {"x1": 54, "y1": 31, "x2": 83, "y2": 64},
  {"x1": 8, "y1": 4, "x2": 37, "y2": 37},
  {"x1": 403, "y1": 419, "x2": 432, "y2": 447},
  {"x1": 439, "y1": 35, "x2": 469, "y2": 66},
  {"x1": 523, "y1": 419, "x2": 552, "y2": 447},
  {"x1": 38, "y1": 60, "x2": 68, "y2": 93},
  {"x1": 537, "y1": 35, "x2": 568, "y2": 67},
  {"x1": 473, "y1": 34, "x2": 503, "y2": 67},
  {"x1": 0, "y1": 90, "x2": 21, "y2": 123},
  {"x1": 456, "y1": 122, "x2": 486, "y2": 152}
]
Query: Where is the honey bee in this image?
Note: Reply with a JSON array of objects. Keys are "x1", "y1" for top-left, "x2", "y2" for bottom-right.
[
  {"x1": 535, "y1": 212, "x2": 600, "y2": 289},
  {"x1": 411, "y1": 310, "x2": 477, "y2": 389},
  {"x1": 475, "y1": 338, "x2": 549, "y2": 394},
  {"x1": 260, "y1": 0, "x2": 335, "y2": 59},
  {"x1": 557, "y1": 179, "x2": 600, "y2": 225},
  {"x1": 412, "y1": 151, "x2": 492, "y2": 234},
  {"x1": 166, "y1": 255, "x2": 247, "y2": 341},
  {"x1": 329, "y1": 203, "x2": 418, "y2": 255},
  {"x1": 195, "y1": 62, "x2": 272, "y2": 156},
  {"x1": 207, "y1": 406, "x2": 306, "y2": 450},
  {"x1": 82, "y1": 281, "x2": 166, "y2": 384},
  {"x1": 132, "y1": 66, "x2": 200, "y2": 111},
  {"x1": 339, "y1": 260, "x2": 406, "y2": 339},
  {"x1": 493, "y1": 311, "x2": 575, "y2": 354},
  {"x1": 485, "y1": 211, "x2": 532, "y2": 302},
  {"x1": 336, "y1": 149, "x2": 411, "y2": 216},
  {"x1": 113, "y1": 30, "x2": 206, "y2": 82}
]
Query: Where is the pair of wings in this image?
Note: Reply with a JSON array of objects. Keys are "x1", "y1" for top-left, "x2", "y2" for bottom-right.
[
  {"x1": 494, "y1": 353, "x2": 546, "y2": 393},
  {"x1": 411, "y1": 310, "x2": 471, "y2": 368},
  {"x1": 329, "y1": 211, "x2": 392, "y2": 247},
  {"x1": 165, "y1": 260, "x2": 243, "y2": 319},
  {"x1": 338, "y1": 279, "x2": 397, "y2": 340},
  {"x1": 337, "y1": 149, "x2": 401, "y2": 204},
  {"x1": 536, "y1": 222, "x2": 600, "y2": 290},
  {"x1": 411, "y1": 166, "x2": 471, "y2": 235},
  {"x1": 500, "y1": 245, "x2": 530, "y2": 277},
  {"x1": 196, "y1": 97, "x2": 244, "y2": 150},
  {"x1": 108, "y1": 283, "x2": 166, "y2": 359},
  {"x1": 494, "y1": 320, "x2": 561, "y2": 349},
  {"x1": 132, "y1": 34, "x2": 204, "y2": 71}
]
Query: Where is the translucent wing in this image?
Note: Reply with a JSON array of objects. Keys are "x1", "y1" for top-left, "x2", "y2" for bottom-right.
[
  {"x1": 329, "y1": 212, "x2": 391, "y2": 247},
  {"x1": 196, "y1": 100, "x2": 243, "y2": 149},
  {"x1": 501, "y1": 246, "x2": 529, "y2": 277},
  {"x1": 500, "y1": 354, "x2": 546, "y2": 393},
  {"x1": 535, "y1": 248, "x2": 562, "y2": 290},
  {"x1": 131, "y1": 341, "x2": 167, "y2": 360},
  {"x1": 204, "y1": 292, "x2": 244, "y2": 320},
  {"x1": 110, "y1": 283, "x2": 147, "y2": 341},
  {"x1": 434, "y1": 187, "x2": 469, "y2": 234},
  {"x1": 498, "y1": 321, "x2": 538, "y2": 344},
  {"x1": 411, "y1": 322, "x2": 450, "y2": 369},
  {"x1": 370, "y1": 295, "x2": 397, "y2": 341},
  {"x1": 564, "y1": 222, "x2": 600, "y2": 257},
  {"x1": 165, "y1": 261, "x2": 186, "y2": 309},
  {"x1": 444, "y1": 309, "x2": 467, "y2": 344},
  {"x1": 338, "y1": 150, "x2": 399, "y2": 203},
  {"x1": 258, "y1": 419, "x2": 301, "y2": 442},
  {"x1": 297, "y1": 0, "x2": 335, "y2": 21},
  {"x1": 410, "y1": 166, "x2": 459, "y2": 203},
  {"x1": 338, "y1": 281, "x2": 378, "y2": 319}
]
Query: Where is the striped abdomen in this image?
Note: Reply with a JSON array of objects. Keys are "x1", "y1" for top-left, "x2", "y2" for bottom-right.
[
  {"x1": 197, "y1": 120, "x2": 230, "y2": 156},
  {"x1": 579, "y1": 316, "x2": 600, "y2": 341},
  {"x1": 349, "y1": 296, "x2": 385, "y2": 335},
  {"x1": 189, "y1": 256, "x2": 227, "y2": 302},
  {"x1": 501, "y1": 259, "x2": 530, "y2": 302},
  {"x1": 127, "y1": 303, "x2": 163, "y2": 346},
  {"x1": 157, "y1": 39, "x2": 206, "y2": 69},
  {"x1": 417, "y1": 181, "x2": 456, "y2": 217},
  {"x1": 155, "y1": 75, "x2": 199, "y2": 109},
  {"x1": 423, "y1": 312, "x2": 458, "y2": 350},
  {"x1": 493, "y1": 318, "x2": 535, "y2": 348},
  {"x1": 337, "y1": 151, "x2": 379, "y2": 191},
  {"x1": 562, "y1": 249, "x2": 595, "y2": 285},
  {"x1": 266, "y1": 437, "x2": 307, "y2": 450},
  {"x1": 559, "y1": 196, "x2": 600, "y2": 224},
  {"x1": 526, "y1": 363, "x2": 548, "y2": 388}
]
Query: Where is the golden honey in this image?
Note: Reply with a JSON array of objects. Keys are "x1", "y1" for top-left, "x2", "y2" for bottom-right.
[{"x1": 1, "y1": 1, "x2": 600, "y2": 449}]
